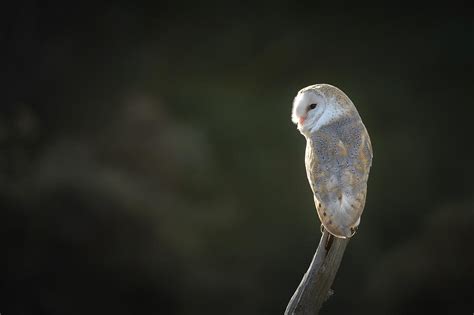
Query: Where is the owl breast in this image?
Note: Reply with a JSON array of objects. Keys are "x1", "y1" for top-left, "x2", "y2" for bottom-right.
[{"x1": 305, "y1": 116, "x2": 372, "y2": 238}]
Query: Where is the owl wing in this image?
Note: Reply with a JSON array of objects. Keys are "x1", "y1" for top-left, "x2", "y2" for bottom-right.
[{"x1": 306, "y1": 117, "x2": 372, "y2": 238}]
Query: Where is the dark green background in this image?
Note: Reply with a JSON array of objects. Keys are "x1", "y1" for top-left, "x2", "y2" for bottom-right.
[{"x1": 1, "y1": 2, "x2": 473, "y2": 314}]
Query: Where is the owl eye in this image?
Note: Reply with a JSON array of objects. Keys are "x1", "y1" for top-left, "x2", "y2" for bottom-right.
[{"x1": 309, "y1": 103, "x2": 317, "y2": 110}]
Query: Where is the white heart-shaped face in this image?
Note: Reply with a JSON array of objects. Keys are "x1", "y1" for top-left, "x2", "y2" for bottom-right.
[
  {"x1": 292, "y1": 91, "x2": 325, "y2": 124},
  {"x1": 291, "y1": 87, "x2": 348, "y2": 136},
  {"x1": 292, "y1": 90, "x2": 328, "y2": 135}
]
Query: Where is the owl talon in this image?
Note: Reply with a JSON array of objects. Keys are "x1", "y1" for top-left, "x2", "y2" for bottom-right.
[
  {"x1": 325, "y1": 289, "x2": 334, "y2": 301},
  {"x1": 349, "y1": 226, "x2": 358, "y2": 237}
]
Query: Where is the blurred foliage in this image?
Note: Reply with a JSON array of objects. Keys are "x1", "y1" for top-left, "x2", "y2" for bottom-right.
[{"x1": 1, "y1": 2, "x2": 473, "y2": 315}]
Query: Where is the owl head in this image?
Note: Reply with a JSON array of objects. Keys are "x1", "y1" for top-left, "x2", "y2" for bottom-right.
[{"x1": 291, "y1": 84, "x2": 357, "y2": 136}]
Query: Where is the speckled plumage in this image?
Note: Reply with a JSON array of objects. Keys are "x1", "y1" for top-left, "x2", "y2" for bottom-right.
[{"x1": 292, "y1": 84, "x2": 372, "y2": 238}]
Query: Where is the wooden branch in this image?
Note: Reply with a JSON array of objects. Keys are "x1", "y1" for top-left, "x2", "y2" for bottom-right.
[{"x1": 285, "y1": 229, "x2": 350, "y2": 315}]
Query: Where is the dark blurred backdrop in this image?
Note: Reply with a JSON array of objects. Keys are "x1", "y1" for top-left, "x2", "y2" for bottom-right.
[{"x1": 1, "y1": 1, "x2": 473, "y2": 315}]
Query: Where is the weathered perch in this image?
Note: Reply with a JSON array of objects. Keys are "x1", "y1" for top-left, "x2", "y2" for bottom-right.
[{"x1": 284, "y1": 229, "x2": 350, "y2": 315}]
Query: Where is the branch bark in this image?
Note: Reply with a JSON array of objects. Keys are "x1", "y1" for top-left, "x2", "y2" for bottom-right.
[{"x1": 284, "y1": 229, "x2": 350, "y2": 315}]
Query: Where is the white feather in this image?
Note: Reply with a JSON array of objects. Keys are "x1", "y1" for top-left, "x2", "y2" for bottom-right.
[
  {"x1": 291, "y1": 92, "x2": 308, "y2": 124},
  {"x1": 292, "y1": 90, "x2": 347, "y2": 136},
  {"x1": 310, "y1": 96, "x2": 347, "y2": 132}
]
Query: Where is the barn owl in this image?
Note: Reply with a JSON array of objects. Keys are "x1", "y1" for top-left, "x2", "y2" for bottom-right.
[{"x1": 292, "y1": 84, "x2": 372, "y2": 238}]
